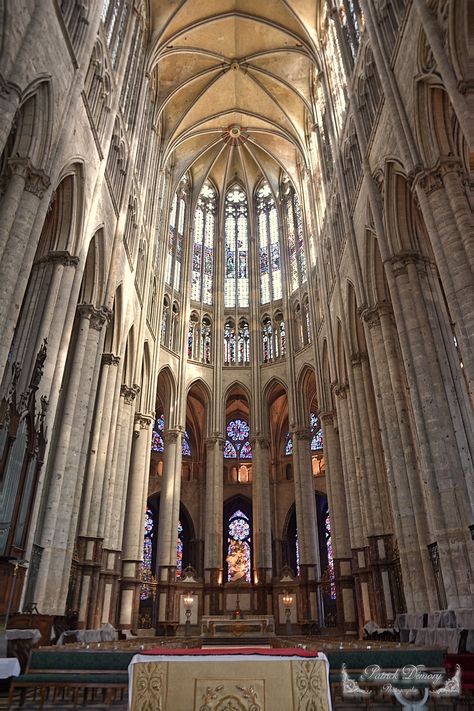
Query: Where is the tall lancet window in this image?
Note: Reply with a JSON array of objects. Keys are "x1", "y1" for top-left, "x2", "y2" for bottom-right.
[
  {"x1": 165, "y1": 184, "x2": 186, "y2": 292},
  {"x1": 257, "y1": 183, "x2": 282, "y2": 304},
  {"x1": 191, "y1": 182, "x2": 215, "y2": 304},
  {"x1": 224, "y1": 185, "x2": 249, "y2": 308},
  {"x1": 283, "y1": 180, "x2": 307, "y2": 292}
]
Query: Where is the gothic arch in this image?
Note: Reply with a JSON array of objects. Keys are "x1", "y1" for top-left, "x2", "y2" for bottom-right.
[
  {"x1": 156, "y1": 366, "x2": 177, "y2": 426},
  {"x1": 12, "y1": 78, "x2": 52, "y2": 168},
  {"x1": 296, "y1": 364, "x2": 318, "y2": 426},
  {"x1": 79, "y1": 228, "x2": 107, "y2": 307},
  {"x1": 140, "y1": 340, "x2": 151, "y2": 413},
  {"x1": 346, "y1": 280, "x2": 365, "y2": 355},
  {"x1": 35, "y1": 162, "x2": 85, "y2": 259}
]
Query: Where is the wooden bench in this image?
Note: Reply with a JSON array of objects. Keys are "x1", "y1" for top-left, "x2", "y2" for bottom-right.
[
  {"x1": 8, "y1": 649, "x2": 135, "y2": 708},
  {"x1": 326, "y1": 648, "x2": 446, "y2": 706}
]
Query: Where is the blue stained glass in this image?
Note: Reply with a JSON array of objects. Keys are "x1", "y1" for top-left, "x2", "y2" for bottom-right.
[
  {"x1": 285, "y1": 433, "x2": 293, "y2": 456},
  {"x1": 240, "y1": 441, "x2": 252, "y2": 459},
  {"x1": 310, "y1": 412, "x2": 323, "y2": 450},
  {"x1": 176, "y1": 521, "x2": 183, "y2": 577},
  {"x1": 152, "y1": 431, "x2": 164, "y2": 452},
  {"x1": 182, "y1": 431, "x2": 191, "y2": 457},
  {"x1": 227, "y1": 509, "x2": 251, "y2": 582},
  {"x1": 270, "y1": 243, "x2": 280, "y2": 270},
  {"x1": 224, "y1": 440, "x2": 237, "y2": 459},
  {"x1": 227, "y1": 419, "x2": 250, "y2": 441}
]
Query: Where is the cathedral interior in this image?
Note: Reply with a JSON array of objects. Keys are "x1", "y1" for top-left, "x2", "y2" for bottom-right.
[{"x1": 0, "y1": 0, "x2": 472, "y2": 649}]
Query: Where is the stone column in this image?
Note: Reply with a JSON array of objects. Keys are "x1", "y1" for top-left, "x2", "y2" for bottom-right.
[
  {"x1": 251, "y1": 436, "x2": 273, "y2": 584},
  {"x1": 361, "y1": 304, "x2": 435, "y2": 612},
  {"x1": 100, "y1": 385, "x2": 138, "y2": 625},
  {"x1": 32, "y1": 305, "x2": 107, "y2": 614},
  {"x1": 292, "y1": 428, "x2": 321, "y2": 623},
  {"x1": 76, "y1": 352, "x2": 121, "y2": 627},
  {"x1": 204, "y1": 436, "x2": 225, "y2": 614},
  {"x1": 320, "y1": 412, "x2": 356, "y2": 633},
  {"x1": 119, "y1": 413, "x2": 153, "y2": 629},
  {"x1": 156, "y1": 428, "x2": 183, "y2": 622},
  {"x1": 0, "y1": 161, "x2": 51, "y2": 376},
  {"x1": 389, "y1": 252, "x2": 473, "y2": 607}
]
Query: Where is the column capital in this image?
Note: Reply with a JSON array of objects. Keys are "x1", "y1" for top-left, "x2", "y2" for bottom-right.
[
  {"x1": 204, "y1": 435, "x2": 226, "y2": 450},
  {"x1": 350, "y1": 351, "x2": 367, "y2": 366},
  {"x1": 319, "y1": 411, "x2": 334, "y2": 426},
  {"x1": 24, "y1": 164, "x2": 51, "y2": 198},
  {"x1": 43, "y1": 250, "x2": 80, "y2": 268},
  {"x1": 134, "y1": 412, "x2": 153, "y2": 430},
  {"x1": 77, "y1": 304, "x2": 110, "y2": 331},
  {"x1": 250, "y1": 434, "x2": 270, "y2": 449},
  {"x1": 331, "y1": 380, "x2": 348, "y2": 399},
  {"x1": 121, "y1": 383, "x2": 139, "y2": 404},
  {"x1": 292, "y1": 427, "x2": 311, "y2": 441},
  {"x1": 102, "y1": 353, "x2": 120, "y2": 366},
  {"x1": 164, "y1": 428, "x2": 182, "y2": 444},
  {"x1": 359, "y1": 301, "x2": 392, "y2": 328},
  {"x1": 389, "y1": 250, "x2": 430, "y2": 277},
  {"x1": 413, "y1": 156, "x2": 466, "y2": 195}
]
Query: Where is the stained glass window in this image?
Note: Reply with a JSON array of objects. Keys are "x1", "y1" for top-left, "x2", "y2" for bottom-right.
[
  {"x1": 227, "y1": 510, "x2": 251, "y2": 582},
  {"x1": 201, "y1": 318, "x2": 212, "y2": 364},
  {"x1": 224, "y1": 418, "x2": 252, "y2": 461},
  {"x1": 283, "y1": 179, "x2": 307, "y2": 292},
  {"x1": 310, "y1": 412, "x2": 323, "y2": 450},
  {"x1": 257, "y1": 183, "x2": 282, "y2": 304},
  {"x1": 182, "y1": 431, "x2": 191, "y2": 457},
  {"x1": 224, "y1": 321, "x2": 236, "y2": 365},
  {"x1": 140, "y1": 508, "x2": 154, "y2": 600},
  {"x1": 191, "y1": 182, "x2": 215, "y2": 304},
  {"x1": 262, "y1": 318, "x2": 273, "y2": 363},
  {"x1": 224, "y1": 186, "x2": 249, "y2": 308},
  {"x1": 279, "y1": 320, "x2": 286, "y2": 356},
  {"x1": 151, "y1": 415, "x2": 164, "y2": 452},
  {"x1": 285, "y1": 432, "x2": 293, "y2": 456},
  {"x1": 165, "y1": 183, "x2": 186, "y2": 292},
  {"x1": 238, "y1": 322, "x2": 250, "y2": 365},
  {"x1": 325, "y1": 513, "x2": 336, "y2": 599},
  {"x1": 176, "y1": 520, "x2": 183, "y2": 577},
  {"x1": 295, "y1": 531, "x2": 300, "y2": 577},
  {"x1": 239, "y1": 441, "x2": 252, "y2": 460}
]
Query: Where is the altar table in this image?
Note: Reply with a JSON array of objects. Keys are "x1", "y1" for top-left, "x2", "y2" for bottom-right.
[{"x1": 128, "y1": 648, "x2": 331, "y2": 711}]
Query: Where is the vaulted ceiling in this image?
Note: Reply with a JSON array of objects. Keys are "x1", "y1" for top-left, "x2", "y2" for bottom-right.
[{"x1": 148, "y1": 1, "x2": 323, "y2": 199}]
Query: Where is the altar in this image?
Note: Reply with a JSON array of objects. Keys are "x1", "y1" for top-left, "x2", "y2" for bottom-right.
[
  {"x1": 201, "y1": 615, "x2": 275, "y2": 639},
  {"x1": 128, "y1": 648, "x2": 331, "y2": 710}
]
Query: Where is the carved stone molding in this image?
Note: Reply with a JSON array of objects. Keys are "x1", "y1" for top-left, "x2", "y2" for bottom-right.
[
  {"x1": 333, "y1": 382, "x2": 348, "y2": 399},
  {"x1": 293, "y1": 428, "x2": 312, "y2": 442},
  {"x1": 414, "y1": 156, "x2": 466, "y2": 195},
  {"x1": 164, "y1": 428, "x2": 182, "y2": 444},
  {"x1": 24, "y1": 165, "x2": 51, "y2": 199},
  {"x1": 204, "y1": 435, "x2": 226, "y2": 450},
  {"x1": 135, "y1": 413, "x2": 153, "y2": 430},
  {"x1": 121, "y1": 384, "x2": 137, "y2": 404},
  {"x1": 319, "y1": 411, "x2": 334, "y2": 426},
  {"x1": 77, "y1": 304, "x2": 109, "y2": 331},
  {"x1": 389, "y1": 250, "x2": 430, "y2": 277},
  {"x1": 250, "y1": 435, "x2": 270, "y2": 449},
  {"x1": 350, "y1": 351, "x2": 367, "y2": 366},
  {"x1": 45, "y1": 250, "x2": 80, "y2": 268},
  {"x1": 102, "y1": 353, "x2": 120, "y2": 366}
]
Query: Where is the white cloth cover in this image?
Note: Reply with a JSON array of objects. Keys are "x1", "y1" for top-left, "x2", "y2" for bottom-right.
[
  {"x1": 5, "y1": 629, "x2": 42, "y2": 644},
  {"x1": 0, "y1": 658, "x2": 21, "y2": 679}
]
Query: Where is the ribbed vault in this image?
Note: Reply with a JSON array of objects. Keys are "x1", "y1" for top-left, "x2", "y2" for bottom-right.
[{"x1": 148, "y1": 0, "x2": 323, "y2": 196}]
